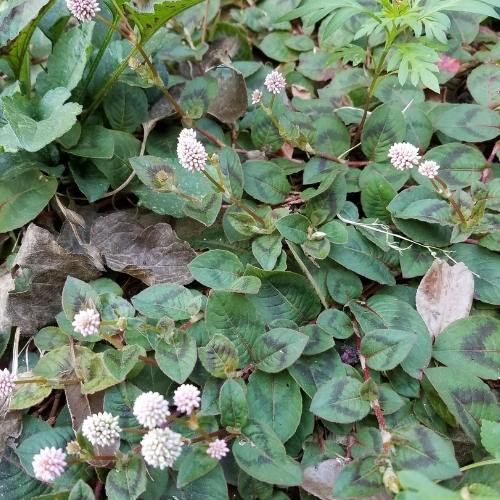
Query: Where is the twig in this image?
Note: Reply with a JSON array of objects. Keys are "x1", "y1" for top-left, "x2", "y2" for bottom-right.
[
  {"x1": 201, "y1": 0, "x2": 210, "y2": 44},
  {"x1": 11, "y1": 327, "x2": 21, "y2": 377}
]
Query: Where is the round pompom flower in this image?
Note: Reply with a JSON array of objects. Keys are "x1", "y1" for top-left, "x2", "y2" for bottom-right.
[
  {"x1": 177, "y1": 129, "x2": 208, "y2": 172},
  {"x1": 72, "y1": 308, "x2": 100, "y2": 337},
  {"x1": 388, "y1": 142, "x2": 421, "y2": 170},
  {"x1": 0, "y1": 368, "x2": 15, "y2": 399},
  {"x1": 140, "y1": 428, "x2": 183, "y2": 469},
  {"x1": 32, "y1": 447, "x2": 67, "y2": 482},
  {"x1": 207, "y1": 439, "x2": 229, "y2": 460},
  {"x1": 133, "y1": 391, "x2": 170, "y2": 429},
  {"x1": 173, "y1": 384, "x2": 200, "y2": 415},
  {"x1": 264, "y1": 70, "x2": 286, "y2": 94},
  {"x1": 66, "y1": 0, "x2": 100, "y2": 22},
  {"x1": 418, "y1": 159, "x2": 440, "y2": 179},
  {"x1": 82, "y1": 412, "x2": 121, "y2": 447},
  {"x1": 251, "y1": 89, "x2": 262, "y2": 105}
]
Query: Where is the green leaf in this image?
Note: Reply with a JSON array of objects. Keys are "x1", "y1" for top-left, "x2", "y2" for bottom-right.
[
  {"x1": 103, "y1": 345, "x2": 145, "y2": 382},
  {"x1": 68, "y1": 480, "x2": 94, "y2": 500},
  {"x1": 360, "y1": 172, "x2": 397, "y2": 222},
  {"x1": 188, "y1": 250, "x2": 261, "y2": 294},
  {"x1": 132, "y1": 284, "x2": 202, "y2": 320},
  {"x1": 392, "y1": 424, "x2": 460, "y2": 480},
  {"x1": 62, "y1": 276, "x2": 100, "y2": 321},
  {"x1": 288, "y1": 349, "x2": 346, "y2": 398},
  {"x1": 66, "y1": 125, "x2": 114, "y2": 159},
  {"x1": 451, "y1": 244, "x2": 500, "y2": 305},
  {"x1": 247, "y1": 371, "x2": 302, "y2": 442},
  {"x1": 36, "y1": 23, "x2": 94, "y2": 94},
  {"x1": 0, "y1": 88, "x2": 82, "y2": 152},
  {"x1": 105, "y1": 455, "x2": 146, "y2": 500},
  {"x1": 317, "y1": 309, "x2": 353, "y2": 339},
  {"x1": 419, "y1": 143, "x2": 483, "y2": 189},
  {"x1": 183, "y1": 191, "x2": 223, "y2": 226},
  {"x1": 0, "y1": 169, "x2": 57, "y2": 232},
  {"x1": 232, "y1": 421, "x2": 303, "y2": 486},
  {"x1": 361, "y1": 104, "x2": 406, "y2": 162},
  {"x1": 206, "y1": 292, "x2": 265, "y2": 365},
  {"x1": 250, "y1": 110, "x2": 283, "y2": 151},
  {"x1": 218, "y1": 147, "x2": 243, "y2": 199},
  {"x1": 243, "y1": 160, "x2": 291, "y2": 204},
  {"x1": 103, "y1": 83, "x2": 149, "y2": 132},
  {"x1": 481, "y1": 420, "x2": 500, "y2": 459},
  {"x1": 319, "y1": 220, "x2": 348, "y2": 244},
  {"x1": 9, "y1": 383, "x2": 52, "y2": 410},
  {"x1": 329, "y1": 227, "x2": 396, "y2": 285},
  {"x1": 311, "y1": 376, "x2": 371, "y2": 423},
  {"x1": 332, "y1": 457, "x2": 383, "y2": 498},
  {"x1": 198, "y1": 334, "x2": 239, "y2": 378},
  {"x1": 177, "y1": 446, "x2": 218, "y2": 488},
  {"x1": 433, "y1": 316, "x2": 500, "y2": 379},
  {"x1": 34, "y1": 327, "x2": 69, "y2": 351},
  {"x1": 219, "y1": 378, "x2": 249, "y2": 429},
  {"x1": 312, "y1": 115, "x2": 351, "y2": 157},
  {"x1": 258, "y1": 32, "x2": 298, "y2": 62},
  {"x1": 180, "y1": 76, "x2": 218, "y2": 119},
  {"x1": 326, "y1": 266, "x2": 362, "y2": 304},
  {"x1": 69, "y1": 162, "x2": 109, "y2": 202},
  {"x1": 245, "y1": 268, "x2": 321, "y2": 324},
  {"x1": 276, "y1": 213, "x2": 309, "y2": 244},
  {"x1": 155, "y1": 331, "x2": 197, "y2": 383},
  {"x1": 436, "y1": 104, "x2": 500, "y2": 142},
  {"x1": 252, "y1": 234, "x2": 282, "y2": 271},
  {"x1": 16, "y1": 426, "x2": 74, "y2": 477},
  {"x1": 425, "y1": 367, "x2": 500, "y2": 442},
  {"x1": 467, "y1": 64, "x2": 500, "y2": 108},
  {"x1": 165, "y1": 464, "x2": 228, "y2": 499},
  {"x1": 361, "y1": 329, "x2": 416, "y2": 371},
  {"x1": 252, "y1": 328, "x2": 308, "y2": 373},
  {"x1": 388, "y1": 186, "x2": 453, "y2": 246},
  {"x1": 126, "y1": 0, "x2": 205, "y2": 41}
]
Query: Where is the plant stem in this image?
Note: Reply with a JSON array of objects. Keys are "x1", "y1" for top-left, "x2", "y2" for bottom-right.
[
  {"x1": 79, "y1": 15, "x2": 119, "y2": 102},
  {"x1": 354, "y1": 32, "x2": 395, "y2": 143},
  {"x1": 460, "y1": 458, "x2": 500, "y2": 472},
  {"x1": 287, "y1": 241, "x2": 329, "y2": 309},
  {"x1": 201, "y1": 0, "x2": 210, "y2": 44},
  {"x1": 201, "y1": 170, "x2": 266, "y2": 226},
  {"x1": 432, "y1": 176, "x2": 467, "y2": 225}
]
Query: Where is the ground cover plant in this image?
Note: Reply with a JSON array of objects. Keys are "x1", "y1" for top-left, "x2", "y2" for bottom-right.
[{"x1": 0, "y1": 0, "x2": 499, "y2": 498}]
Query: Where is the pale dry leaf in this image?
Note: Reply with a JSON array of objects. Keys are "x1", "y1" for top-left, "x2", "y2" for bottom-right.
[
  {"x1": 90, "y1": 212, "x2": 196, "y2": 286},
  {"x1": 4, "y1": 224, "x2": 101, "y2": 334},
  {"x1": 416, "y1": 259, "x2": 474, "y2": 339},
  {"x1": 0, "y1": 411, "x2": 22, "y2": 455},
  {"x1": 302, "y1": 459, "x2": 392, "y2": 500}
]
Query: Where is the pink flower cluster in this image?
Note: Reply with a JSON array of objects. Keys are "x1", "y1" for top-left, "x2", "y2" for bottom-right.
[
  {"x1": 177, "y1": 129, "x2": 208, "y2": 172},
  {"x1": 388, "y1": 142, "x2": 440, "y2": 179},
  {"x1": 66, "y1": 0, "x2": 100, "y2": 22}
]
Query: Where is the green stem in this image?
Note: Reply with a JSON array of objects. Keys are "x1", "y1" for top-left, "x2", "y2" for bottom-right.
[
  {"x1": 432, "y1": 176, "x2": 467, "y2": 225},
  {"x1": 287, "y1": 241, "x2": 329, "y2": 309},
  {"x1": 201, "y1": 170, "x2": 266, "y2": 226},
  {"x1": 460, "y1": 458, "x2": 500, "y2": 472},
  {"x1": 354, "y1": 29, "x2": 397, "y2": 142},
  {"x1": 82, "y1": 47, "x2": 138, "y2": 122},
  {"x1": 79, "y1": 15, "x2": 119, "y2": 103}
]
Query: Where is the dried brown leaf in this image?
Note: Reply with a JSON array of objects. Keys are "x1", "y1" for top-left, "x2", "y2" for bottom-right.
[
  {"x1": 416, "y1": 259, "x2": 474, "y2": 339},
  {"x1": 90, "y1": 212, "x2": 196, "y2": 286},
  {"x1": 4, "y1": 225, "x2": 101, "y2": 334}
]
